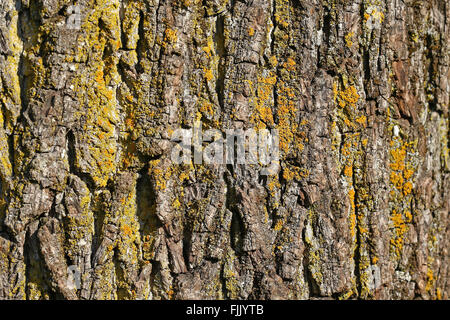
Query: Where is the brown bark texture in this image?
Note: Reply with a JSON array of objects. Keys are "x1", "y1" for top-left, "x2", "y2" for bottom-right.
[{"x1": 0, "y1": 0, "x2": 449, "y2": 300}]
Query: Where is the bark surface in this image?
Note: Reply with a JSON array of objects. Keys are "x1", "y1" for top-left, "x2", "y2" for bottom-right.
[{"x1": 0, "y1": 0, "x2": 448, "y2": 300}]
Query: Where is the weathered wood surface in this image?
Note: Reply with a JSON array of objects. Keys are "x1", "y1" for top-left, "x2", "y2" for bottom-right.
[{"x1": 0, "y1": 0, "x2": 448, "y2": 299}]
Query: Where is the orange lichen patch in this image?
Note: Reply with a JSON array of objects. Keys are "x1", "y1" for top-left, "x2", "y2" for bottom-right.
[
  {"x1": 269, "y1": 55, "x2": 278, "y2": 67},
  {"x1": 344, "y1": 118, "x2": 352, "y2": 127},
  {"x1": 402, "y1": 181, "x2": 413, "y2": 196},
  {"x1": 364, "y1": 7, "x2": 385, "y2": 26},
  {"x1": 148, "y1": 160, "x2": 175, "y2": 191},
  {"x1": 163, "y1": 28, "x2": 178, "y2": 47},
  {"x1": 340, "y1": 86, "x2": 359, "y2": 107},
  {"x1": 267, "y1": 176, "x2": 281, "y2": 200},
  {"x1": 125, "y1": 117, "x2": 135, "y2": 130},
  {"x1": 79, "y1": 96, "x2": 118, "y2": 187},
  {"x1": 390, "y1": 171, "x2": 403, "y2": 189},
  {"x1": 403, "y1": 168, "x2": 414, "y2": 180},
  {"x1": 202, "y1": 45, "x2": 212, "y2": 57},
  {"x1": 250, "y1": 73, "x2": 277, "y2": 129},
  {"x1": 276, "y1": 81, "x2": 298, "y2": 155},
  {"x1": 333, "y1": 83, "x2": 339, "y2": 100},
  {"x1": 248, "y1": 27, "x2": 255, "y2": 36},
  {"x1": 334, "y1": 84, "x2": 359, "y2": 108},
  {"x1": 436, "y1": 288, "x2": 442, "y2": 300},
  {"x1": 120, "y1": 224, "x2": 133, "y2": 238},
  {"x1": 347, "y1": 189, "x2": 355, "y2": 206},
  {"x1": 274, "y1": 0, "x2": 290, "y2": 28},
  {"x1": 344, "y1": 165, "x2": 353, "y2": 178},
  {"x1": 356, "y1": 115, "x2": 367, "y2": 127},
  {"x1": 389, "y1": 137, "x2": 416, "y2": 198},
  {"x1": 284, "y1": 57, "x2": 296, "y2": 71},
  {"x1": 68, "y1": 10, "x2": 123, "y2": 187},
  {"x1": 203, "y1": 67, "x2": 214, "y2": 81},
  {"x1": 348, "y1": 188, "x2": 356, "y2": 239},
  {"x1": 341, "y1": 139, "x2": 352, "y2": 157},
  {"x1": 253, "y1": 106, "x2": 273, "y2": 128},
  {"x1": 282, "y1": 165, "x2": 309, "y2": 181},
  {"x1": 172, "y1": 198, "x2": 181, "y2": 209},
  {"x1": 362, "y1": 138, "x2": 368, "y2": 147},
  {"x1": 200, "y1": 100, "x2": 214, "y2": 117},
  {"x1": 404, "y1": 210, "x2": 412, "y2": 223},
  {"x1": 389, "y1": 144, "x2": 407, "y2": 171},
  {"x1": 358, "y1": 225, "x2": 369, "y2": 235},
  {"x1": 178, "y1": 171, "x2": 190, "y2": 183},
  {"x1": 390, "y1": 209, "x2": 409, "y2": 258},
  {"x1": 95, "y1": 68, "x2": 104, "y2": 84},
  {"x1": 345, "y1": 32, "x2": 354, "y2": 48},
  {"x1": 273, "y1": 219, "x2": 284, "y2": 232},
  {"x1": 260, "y1": 74, "x2": 278, "y2": 86},
  {"x1": 126, "y1": 94, "x2": 134, "y2": 102},
  {"x1": 167, "y1": 287, "x2": 175, "y2": 300},
  {"x1": 333, "y1": 82, "x2": 364, "y2": 134},
  {"x1": 268, "y1": 177, "x2": 281, "y2": 191},
  {"x1": 426, "y1": 268, "x2": 434, "y2": 292}
]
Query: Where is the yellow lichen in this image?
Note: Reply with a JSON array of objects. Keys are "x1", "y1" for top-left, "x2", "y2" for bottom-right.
[
  {"x1": 345, "y1": 32, "x2": 354, "y2": 48},
  {"x1": 282, "y1": 166, "x2": 309, "y2": 181},
  {"x1": 335, "y1": 85, "x2": 360, "y2": 108},
  {"x1": 349, "y1": 188, "x2": 356, "y2": 239},
  {"x1": 344, "y1": 165, "x2": 353, "y2": 178},
  {"x1": 284, "y1": 57, "x2": 296, "y2": 71},
  {"x1": 390, "y1": 208, "x2": 410, "y2": 258},
  {"x1": 426, "y1": 268, "x2": 434, "y2": 292},
  {"x1": 172, "y1": 198, "x2": 181, "y2": 209},
  {"x1": 203, "y1": 67, "x2": 214, "y2": 81},
  {"x1": 163, "y1": 28, "x2": 178, "y2": 47}
]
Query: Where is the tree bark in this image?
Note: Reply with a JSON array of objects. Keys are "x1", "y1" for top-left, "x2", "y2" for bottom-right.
[{"x1": 0, "y1": 0, "x2": 448, "y2": 300}]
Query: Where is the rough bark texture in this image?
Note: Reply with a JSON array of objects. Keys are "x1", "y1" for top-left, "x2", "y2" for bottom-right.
[{"x1": 0, "y1": 0, "x2": 448, "y2": 300}]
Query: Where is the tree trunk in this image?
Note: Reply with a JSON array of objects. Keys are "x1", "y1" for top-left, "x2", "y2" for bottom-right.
[{"x1": 0, "y1": 0, "x2": 448, "y2": 300}]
